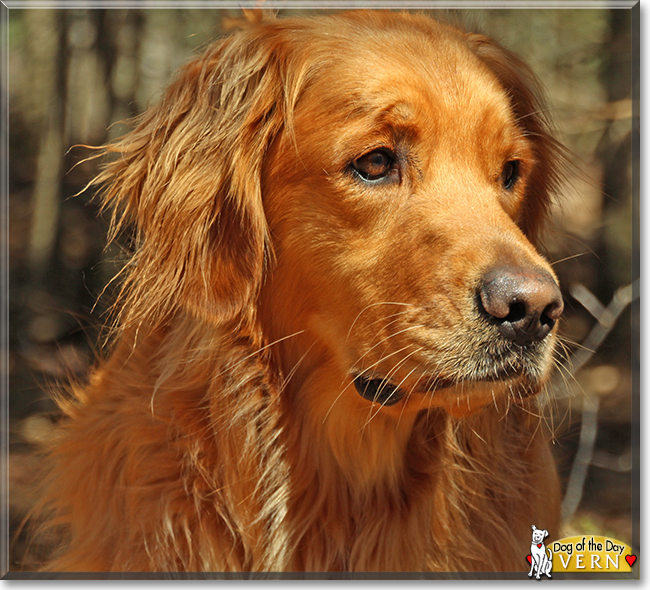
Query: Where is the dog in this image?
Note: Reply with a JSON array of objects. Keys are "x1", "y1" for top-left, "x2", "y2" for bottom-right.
[
  {"x1": 529, "y1": 525, "x2": 553, "y2": 579},
  {"x1": 36, "y1": 10, "x2": 566, "y2": 572}
]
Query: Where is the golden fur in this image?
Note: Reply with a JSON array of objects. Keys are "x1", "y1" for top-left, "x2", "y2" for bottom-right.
[{"x1": 37, "y1": 11, "x2": 565, "y2": 572}]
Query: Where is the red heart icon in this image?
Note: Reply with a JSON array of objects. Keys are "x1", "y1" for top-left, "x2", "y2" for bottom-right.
[
  {"x1": 537, "y1": 543, "x2": 542, "y2": 548},
  {"x1": 625, "y1": 555, "x2": 636, "y2": 567},
  {"x1": 526, "y1": 555, "x2": 532, "y2": 564}
]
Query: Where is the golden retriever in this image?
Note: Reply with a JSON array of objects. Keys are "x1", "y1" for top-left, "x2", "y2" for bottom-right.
[{"x1": 38, "y1": 10, "x2": 566, "y2": 573}]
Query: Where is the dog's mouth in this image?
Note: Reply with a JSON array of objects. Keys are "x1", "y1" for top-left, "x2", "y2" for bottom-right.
[
  {"x1": 353, "y1": 374, "x2": 404, "y2": 405},
  {"x1": 352, "y1": 364, "x2": 526, "y2": 406},
  {"x1": 351, "y1": 372, "x2": 472, "y2": 406}
]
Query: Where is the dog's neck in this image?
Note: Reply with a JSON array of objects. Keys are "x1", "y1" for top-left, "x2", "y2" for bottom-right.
[
  {"x1": 270, "y1": 340, "x2": 443, "y2": 570},
  {"x1": 269, "y1": 329, "x2": 425, "y2": 486},
  {"x1": 143, "y1": 315, "x2": 554, "y2": 571}
]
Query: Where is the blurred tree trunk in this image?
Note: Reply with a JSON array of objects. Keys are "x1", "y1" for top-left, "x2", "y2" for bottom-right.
[
  {"x1": 593, "y1": 5, "x2": 636, "y2": 553},
  {"x1": 25, "y1": 9, "x2": 68, "y2": 283},
  {"x1": 596, "y1": 9, "x2": 633, "y2": 298},
  {"x1": 98, "y1": 10, "x2": 145, "y2": 126}
]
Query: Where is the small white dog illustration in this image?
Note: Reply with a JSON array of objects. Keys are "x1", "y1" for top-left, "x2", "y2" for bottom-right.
[{"x1": 528, "y1": 525, "x2": 553, "y2": 579}]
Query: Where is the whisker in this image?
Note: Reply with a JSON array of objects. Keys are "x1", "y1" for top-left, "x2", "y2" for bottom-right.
[
  {"x1": 550, "y1": 252, "x2": 588, "y2": 266},
  {"x1": 324, "y1": 329, "x2": 424, "y2": 425},
  {"x1": 216, "y1": 329, "x2": 307, "y2": 379},
  {"x1": 398, "y1": 371, "x2": 430, "y2": 427},
  {"x1": 371, "y1": 354, "x2": 424, "y2": 420},
  {"x1": 278, "y1": 341, "x2": 318, "y2": 394},
  {"x1": 556, "y1": 334, "x2": 596, "y2": 356},
  {"x1": 322, "y1": 381, "x2": 356, "y2": 425},
  {"x1": 362, "y1": 310, "x2": 415, "y2": 336},
  {"x1": 359, "y1": 347, "x2": 424, "y2": 432},
  {"x1": 360, "y1": 353, "x2": 416, "y2": 429},
  {"x1": 350, "y1": 343, "x2": 416, "y2": 381},
  {"x1": 351, "y1": 324, "x2": 425, "y2": 369},
  {"x1": 345, "y1": 302, "x2": 415, "y2": 342}
]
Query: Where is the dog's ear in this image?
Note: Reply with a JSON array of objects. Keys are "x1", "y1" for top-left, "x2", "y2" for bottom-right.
[
  {"x1": 93, "y1": 23, "x2": 291, "y2": 331},
  {"x1": 466, "y1": 34, "x2": 567, "y2": 244},
  {"x1": 544, "y1": 530, "x2": 549, "y2": 538},
  {"x1": 532, "y1": 525, "x2": 537, "y2": 531}
]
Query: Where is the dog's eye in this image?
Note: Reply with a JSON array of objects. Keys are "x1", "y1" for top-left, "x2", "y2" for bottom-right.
[
  {"x1": 500, "y1": 160, "x2": 520, "y2": 190},
  {"x1": 352, "y1": 149, "x2": 396, "y2": 182}
]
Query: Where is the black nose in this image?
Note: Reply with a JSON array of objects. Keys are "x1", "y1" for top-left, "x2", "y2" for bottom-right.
[{"x1": 479, "y1": 267, "x2": 563, "y2": 346}]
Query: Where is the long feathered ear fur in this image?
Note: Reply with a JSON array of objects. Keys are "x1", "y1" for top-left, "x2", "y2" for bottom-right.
[
  {"x1": 465, "y1": 33, "x2": 568, "y2": 244},
  {"x1": 93, "y1": 22, "x2": 288, "y2": 333}
]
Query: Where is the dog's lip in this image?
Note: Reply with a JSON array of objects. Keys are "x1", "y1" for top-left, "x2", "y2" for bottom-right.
[
  {"x1": 352, "y1": 374, "x2": 404, "y2": 405},
  {"x1": 422, "y1": 366, "x2": 522, "y2": 388},
  {"x1": 414, "y1": 365, "x2": 525, "y2": 395},
  {"x1": 352, "y1": 364, "x2": 526, "y2": 404},
  {"x1": 351, "y1": 371, "x2": 459, "y2": 404}
]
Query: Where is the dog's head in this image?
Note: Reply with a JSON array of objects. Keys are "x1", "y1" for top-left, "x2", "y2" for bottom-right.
[
  {"x1": 531, "y1": 525, "x2": 549, "y2": 544},
  {"x1": 99, "y1": 11, "x2": 564, "y2": 419}
]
